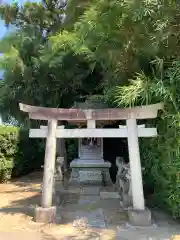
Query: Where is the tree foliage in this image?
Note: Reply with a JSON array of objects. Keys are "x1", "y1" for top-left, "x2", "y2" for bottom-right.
[
  {"x1": 1, "y1": 0, "x2": 180, "y2": 121},
  {"x1": 0, "y1": 126, "x2": 44, "y2": 182},
  {"x1": 115, "y1": 59, "x2": 180, "y2": 218},
  {"x1": 0, "y1": 0, "x2": 103, "y2": 122},
  {"x1": 40, "y1": 0, "x2": 180, "y2": 100}
]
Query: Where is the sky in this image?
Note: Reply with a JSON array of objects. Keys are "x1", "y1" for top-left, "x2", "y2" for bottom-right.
[{"x1": 0, "y1": 19, "x2": 8, "y2": 39}]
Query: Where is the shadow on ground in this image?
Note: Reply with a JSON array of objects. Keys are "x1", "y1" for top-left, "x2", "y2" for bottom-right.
[
  {"x1": 10, "y1": 170, "x2": 43, "y2": 187},
  {"x1": 0, "y1": 193, "x2": 41, "y2": 217}
]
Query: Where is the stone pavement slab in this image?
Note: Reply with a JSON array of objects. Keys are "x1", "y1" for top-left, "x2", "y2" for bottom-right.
[
  {"x1": 100, "y1": 191, "x2": 120, "y2": 199},
  {"x1": 103, "y1": 209, "x2": 128, "y2": 226},
  {"x1": 80, "y1": 186, "x2": 100, "y2": 195},
  {"x1": 78, "y1": 195, "x2": 101, "y2": 205},
  {"x1": 73, "y1": 208, "x2": 106, "y2": 228},
  {"x1": 100, "y1": 199, "x2": 121, "y2": 210}
]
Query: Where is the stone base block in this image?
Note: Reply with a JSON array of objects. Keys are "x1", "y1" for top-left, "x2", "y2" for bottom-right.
[
  {"x1": 34, "y1": 206, "x2": 56, "y2": 223},
  {"x1": 69, "y1": 159, "x2": 113, "y2": 186},
  {"x1": 128, "y1": 208, "x2": 151, "y2": 226}
]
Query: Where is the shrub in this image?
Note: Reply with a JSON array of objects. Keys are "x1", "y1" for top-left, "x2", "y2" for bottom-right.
[
  {"x1": 0, "y1": 126, "x2": 44, "y2": 182},
  {"x1": 114, "y1": 62, "x2": 180, "y2": 219},
  {"x1": 140, "y1": 114, "x2": 180, "y2": 218}
]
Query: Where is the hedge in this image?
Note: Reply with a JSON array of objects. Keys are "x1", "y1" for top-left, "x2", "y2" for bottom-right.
[
  {"x1": 0, "y1": 126, "x2": 44, "y2": 182},
  {"x1": 141, "y1": 115, "x2": 180, "y2": 219}
]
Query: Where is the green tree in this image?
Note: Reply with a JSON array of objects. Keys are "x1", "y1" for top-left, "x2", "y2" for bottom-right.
[
  {"x1": 41, "y1": 0, "x2": 180, "y2": 100},
  {"x1": 1, "y1": 0, "x2": 180, "y2": 118},
  {"x1": 0, "y1": 0, "x2": 103, "y2": 122}
]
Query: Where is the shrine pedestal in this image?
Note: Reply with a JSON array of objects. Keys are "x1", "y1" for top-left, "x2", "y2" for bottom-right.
[{"x1": 69, "y1": 159, "x2": 112, "y2": 186}]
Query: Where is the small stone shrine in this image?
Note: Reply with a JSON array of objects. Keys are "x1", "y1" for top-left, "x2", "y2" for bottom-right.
[
  {"x1": 69, "y1": 102, "x2": 112, "y2": 186},
  {"x1": 70, "y1": 137, "x2": 111, "y2": 185}
]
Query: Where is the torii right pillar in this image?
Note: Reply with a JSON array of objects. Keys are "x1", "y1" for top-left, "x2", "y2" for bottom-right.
[
  {"x1": 126, "y1": 118, "x2": 150, "y2": 226},
  {"x1": 125, "y1": 104, "x2": 163, "y2": 226}
]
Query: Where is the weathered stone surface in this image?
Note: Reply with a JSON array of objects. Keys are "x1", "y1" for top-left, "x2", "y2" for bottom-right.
[
  {"x1": 100, "y1": 199, "x2": 121, "y2": 210},
  {"x1": 100, "y1": 185, "x2": 116, "y2": 192},
  {"x1": 56, "y1": 192, "x2": 79, "y2": 206},
  {"x1": 128, "y1": 208, "x2": 152, "y2": 226},
  {"x1": 79, "y1": 170, "x2": 102, "y2": 184},
  {"x1": 70, "y1": 160, "x2": 111, "y2": 168},
  {"x1": 69, "y1": 141, "x2": 111, "y2": 186},
  {"x1": 34, "y1": 206, "x2": 56, "y2": 223},
  {"x1": 73, "y1": 208, "x2": 106, "y2": 228},
  {"x1": 115, "y1": 157, "x2": 133, "y2": 208},
  {"x1": 81, "y1": 186, "x2": 100, "y2": 195},
  {"x1": 55, "y1": 157, "x2": 64, "y2": 181},
  {"x1": 103, "y1": 209, "x2": 128, "y2": 226},
  {"x1": 78, "y1": 195, "x2": 101, "y2": 205},
  {"x1": 102, "y1": 170, "x2": 113, "y2": 186},
  {"x1": 100, "y1": 192, "x2": 120, "y2": 199},
  {"x1": 20, "y1": 102, "x2": 163, "y2": 121}
]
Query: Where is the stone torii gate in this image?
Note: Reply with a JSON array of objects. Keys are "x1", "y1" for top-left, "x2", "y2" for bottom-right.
[{"x1": 19, "y1": 102, "x2": 163, "y2": 225}]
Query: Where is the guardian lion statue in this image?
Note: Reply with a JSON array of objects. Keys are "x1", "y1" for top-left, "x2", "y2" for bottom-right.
[{"x1": 115, "y1": 156, "x2": 132, "y2": 208}]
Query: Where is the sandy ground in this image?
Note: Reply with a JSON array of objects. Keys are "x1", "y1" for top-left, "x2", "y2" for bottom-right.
[
  {"x1": 0, "y1": 171, "x2": 180, "y2": 240},
  {"x1": 0, "y1": 171, "x2": 43, "y2": 232},
  {"x1": 0, "y1": 171, "x2": 116, "y2": 239}
]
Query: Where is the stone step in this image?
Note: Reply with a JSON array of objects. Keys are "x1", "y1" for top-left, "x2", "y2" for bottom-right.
[
  {"x1": 81, "y1": 151, "x2": 101, "y2": 155},
  {"x1": 81, "y1": 151, "x2": 100, "y2": 154},
  {"x1": 81, "y1": 155, "x2": 100, "y2": 157},
  {"x1": 58, "y1": 199, "x2": 121, "y2": 211},
  {"x1": 81, "y1": 152, "x2": 100, "y2": 155},
  {"x1": 81, "y1": 146, "x2": 101, "y2": 149},
  {"x1": 56, "y1": 208, "x2": 128, "y2": 227},
  {"x1": 100, "y1": 191, "x2": 121, "y2": 199},
  {"x1": 56, "y1": 207, "x2": 106, "y2": 228},
  {"x1": 81, "y1": 149, "x2": 100, "y2": 152},
  {"x1": 81, "y1": 151, "x2": 101, "y2": 154},
  {"x1": 80, "y1": 156, "x2": 102, "y2": 160},
  {"x1": 81, "y1": 153, "x2": 101, "y2": 156},
  {"x1": 81, "y1": 156, "x2": 101, "y2": 158},
  {"x1": 81, "y1": 152, "x2": 101, "y2": 156},
  {"x1": 81, "y1": 147, "x2": 100, "y2": 150},
  {"x1": 80, "y1": 186, "x2": 100, "y2": 195},
  {"x1": 81, "y1": 150, "x2": 100, "y2": 153},
  {"x1": 81, "y1": 148, "x2": 100, "y2": 150},
  {"x1": 78, "y1": 195, "x2": 101, "y2": 205}
]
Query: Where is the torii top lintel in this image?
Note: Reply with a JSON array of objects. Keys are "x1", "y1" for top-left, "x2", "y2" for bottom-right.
[{"x1": 19, "y1": 103, "x2": 164, "y2": 121}]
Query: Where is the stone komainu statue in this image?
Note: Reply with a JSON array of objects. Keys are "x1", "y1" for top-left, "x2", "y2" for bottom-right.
[
  {"x1": 115, "y1": 156, "x2": 132, "y2": 208},
  {"x1": 55, "y1": 156, "x2": 64, "y2": 181}
]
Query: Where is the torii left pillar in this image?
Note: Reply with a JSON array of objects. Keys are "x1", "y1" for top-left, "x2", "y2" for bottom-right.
[{"x1": 35, "y1": 119, "x2": 57, "y2": 223}]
